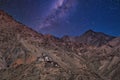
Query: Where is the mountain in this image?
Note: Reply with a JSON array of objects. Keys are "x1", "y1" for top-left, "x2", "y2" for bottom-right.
[
  {"x1": 0, "y1": 10, "x2": 120, "y2": 80},
  {"x1": 62, "y1": 29, "x2": 115, "y2": 46}
]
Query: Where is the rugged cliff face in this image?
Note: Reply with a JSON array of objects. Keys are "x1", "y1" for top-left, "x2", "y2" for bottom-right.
[{"x1": 0, "y1": 10, "x2": 120, "y2": 80}]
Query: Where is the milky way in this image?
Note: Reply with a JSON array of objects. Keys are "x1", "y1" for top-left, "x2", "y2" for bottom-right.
[
  {"x1": 54, "y1": 0, "x2": 64, "y2": 9},
  {"x1": 0, "y1": 0, "x2": 120, "y2": 37},
  {"x1": 38, "y1": 0, "x2": 78, "y2": 30}
]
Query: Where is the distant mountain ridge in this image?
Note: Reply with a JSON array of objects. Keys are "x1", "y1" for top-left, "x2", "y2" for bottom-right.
[
  {"x1": 0, "y1": 10, "x2": 120, "y2": 80},
  {"x1": 62, "y1": 29, "x2": 115, "y2": 46}
]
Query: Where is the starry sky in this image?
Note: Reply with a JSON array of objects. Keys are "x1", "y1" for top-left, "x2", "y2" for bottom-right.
[{"x1": 0, "y1": 0, "x2": 120, "y2": 37}]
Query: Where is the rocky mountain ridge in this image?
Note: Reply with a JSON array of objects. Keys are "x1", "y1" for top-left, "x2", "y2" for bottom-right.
[
  {"x1": 0, "y1": 10, "x2": 120, "y2": 80},
  {"x1": 62, "y1": 29, "x2": 115, "y2": 46}
]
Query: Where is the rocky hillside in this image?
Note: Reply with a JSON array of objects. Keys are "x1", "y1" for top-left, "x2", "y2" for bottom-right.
[{"x1": 0, "y1": 10, "x2": 120, "y2": 80}]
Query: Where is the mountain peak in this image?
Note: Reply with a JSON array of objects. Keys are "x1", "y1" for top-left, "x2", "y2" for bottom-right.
[
  {"x1": 61, "y1": 29, "x2": 115, "y2": 46},
  {"x1": 86, "y1": 29, "x2": 95, "y2": 33},
  {"x1": 83, "y1": 29, "x2": 96, "y2": 36},
  {"x1": 77, "y1": 30, "x2": 116, "y2": 46}
]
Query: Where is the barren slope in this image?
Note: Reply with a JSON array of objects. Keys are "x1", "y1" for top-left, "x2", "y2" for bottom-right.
[{"x1": 0, "y1": 10, "x2": 120, "y2": 80}]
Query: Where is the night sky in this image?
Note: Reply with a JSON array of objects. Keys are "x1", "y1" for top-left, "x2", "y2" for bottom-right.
[{"x1": 0, "y1": 0, "x2": 120, "y2": 37}]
